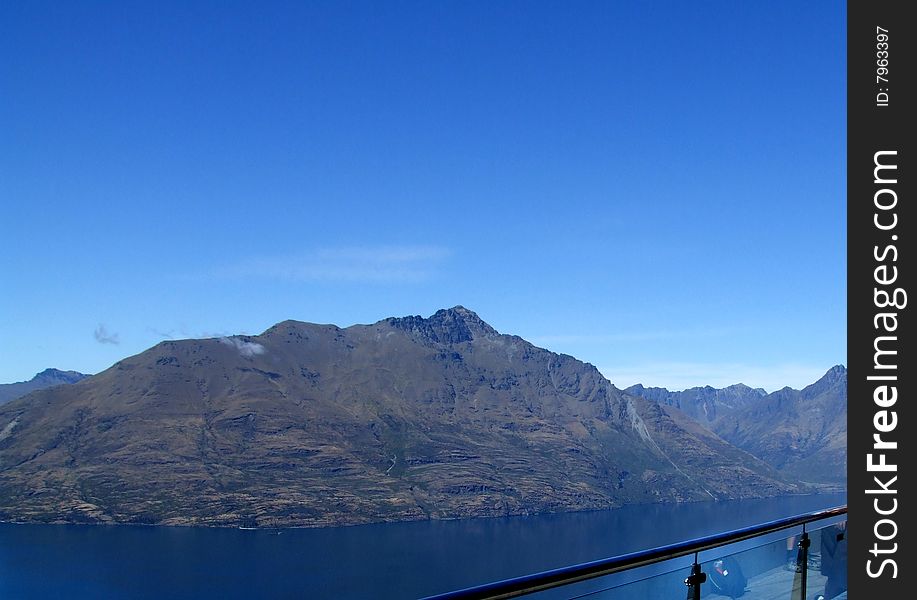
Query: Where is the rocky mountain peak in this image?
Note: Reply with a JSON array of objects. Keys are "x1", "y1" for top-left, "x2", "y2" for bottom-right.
[
  {"x1": 34, "y1": 368, "x2": 88, "y2": 383},
  {"x1": 800, "y1": 364, "x2": 847, "y2": 399},
  {"x1": 823, "y1": 364, "x2": 847, "y2": 382},
  {"x1": 722, "y1": 383, "x2": 767, "y2": 398},
  {"x1": 0, "y1": 368, "x2": 90, "y2": 405},
  {"x1": 384, "y1": 306, "x2": 498, "y2": 344}
]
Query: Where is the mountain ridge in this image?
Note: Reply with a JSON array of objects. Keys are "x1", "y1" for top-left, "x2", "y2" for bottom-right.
[
  {"x1": 0, "y1": 368, "x2": 90, "y2": 406},
  {"x1": 0, "y1": 307, "x2": 805, "y2": 527},
  {"x1": 627, "y1": 366, "x2": 847, "y2": 487}
]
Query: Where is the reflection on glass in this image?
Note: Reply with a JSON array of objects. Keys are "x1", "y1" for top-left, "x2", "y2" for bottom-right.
[
  {"x1": 695, "y1": 522, "x2": 848, "y2": 600},
  {"x1": 568, "y1": 564, "x2": 693, "y2": 599},
  {"x1": 700, "y1": 532, "x2": 801, "y2": 599},
  {"x1": 514, "y1": 518, "x2": 848, "y2": 600},
  {"x1": 814, "y1": 520, "x2": 848, "y2": 600}
]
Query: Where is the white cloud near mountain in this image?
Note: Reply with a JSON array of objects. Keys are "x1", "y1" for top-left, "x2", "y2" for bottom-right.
[{"x1": 218, "y1": 337, "x2": 266, "y2": 358}]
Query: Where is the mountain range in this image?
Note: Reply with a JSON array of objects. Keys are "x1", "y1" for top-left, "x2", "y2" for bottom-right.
[
  {"x1": 0, "y1": 368, "x2": 89, "y2": 406},
  {"x1": 626, "y1": 365, "x2": 847, "y2": 487},
  {"x1": 0, "y1": 308, "x2": 844, "y2": 527}
]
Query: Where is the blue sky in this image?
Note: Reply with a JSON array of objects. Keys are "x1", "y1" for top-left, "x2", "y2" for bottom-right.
[{"x1": 0, "y1": 1, "x2": 846, "y2": 391}]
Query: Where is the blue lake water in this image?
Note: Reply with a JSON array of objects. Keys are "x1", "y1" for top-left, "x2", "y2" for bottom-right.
[{"x1": 0, "y1": 493, "x2": 845, "y2": 599}]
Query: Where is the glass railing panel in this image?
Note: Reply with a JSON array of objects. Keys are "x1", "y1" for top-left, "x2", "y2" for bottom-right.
[
  {"x1": 420, "y1": 508, "x2": 847, "y2": 600},
  {"x1": 698, "y1": 528, "x2": 805, "y2": 600},
  {"x1": 554, "y1": 561, "x2": 694, "y2": 599},
  {"x1": 808, "y1": 520, "x2": 848, "y2": 600}
]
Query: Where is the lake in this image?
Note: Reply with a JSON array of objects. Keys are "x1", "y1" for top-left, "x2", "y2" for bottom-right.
[{"x1": 0, "y1": 493, "x2": 845, "y2": 599}]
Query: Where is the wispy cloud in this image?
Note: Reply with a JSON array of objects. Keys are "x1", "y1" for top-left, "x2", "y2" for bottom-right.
[
  {"x1": 598, "y1": 362, "x2": 833, "y2": 393},
  {"x1": 148, "y1": 327, "x2": 177, "y2": 339},
  {"x1": 219, "y1": 337, "x2": 266, "y2": 358},
  {"x1": 214, "y1": 245, "x2": 451, "y2": 283},
  {"x1": 93, "y1": 324, "x2": 120, "y2": 345},
  {"x1": 147, "y1": 325, "x2": 264, "y2": 357},
  {"x1": 146, "y1": 325, "x2": 230, "y2": 340}
]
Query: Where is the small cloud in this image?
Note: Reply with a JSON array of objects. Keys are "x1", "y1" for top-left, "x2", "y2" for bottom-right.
[
  {"x1": 148, "y1": 327, "x2": 176, "y2": 339},
  {"x1": 147, "y1": 326, "x2": 240, "y2": 341},
  {"x1": 219, "y1": 337, "x2": 266, "y2": 358},
  {"x1": 214, "y1": 245, "x2": 451, "y2": 283},
  {"x1": 93, "y1": 324, "x2": 120, "y2": 345}
]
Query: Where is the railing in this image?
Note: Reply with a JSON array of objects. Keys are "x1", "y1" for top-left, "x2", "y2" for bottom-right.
[{"x1": 422, "y1": 505, "x2": 847, "y2": 600}]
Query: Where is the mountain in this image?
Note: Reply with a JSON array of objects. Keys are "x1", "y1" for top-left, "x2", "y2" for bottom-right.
[
  {"x1": 624, "y1": 383, "x2": 766, "y2": 426},
  {"x1": 628, "y1": 366, "x2": 847, "y2": 488},
  {"x1": 0, "y1": 307, "x2": 800, "y2": 527},
  {"x1": 0, "y1": 369, "x2": 90, "y2": 406},
  {"x1": 711, "y1": 366, "x2": 847, "y2": 487}
]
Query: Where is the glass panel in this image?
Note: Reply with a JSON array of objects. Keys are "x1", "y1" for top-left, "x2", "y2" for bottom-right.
[
  {"x1": 560, "y1": 562, "x2": 694, "y2": 599},
  {"x1": 810, "y1": 520, "x2": 848, "y2": 600},
  {"x1": 462, "y1": 516, "x2": 847, "y2": 600},
  {"x1": 699, "y1": 529, "x2": 803, "y2": 600}
]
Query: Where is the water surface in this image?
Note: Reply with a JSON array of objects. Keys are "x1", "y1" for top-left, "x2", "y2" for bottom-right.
[{"x1": 0, "y1": 493, "x2": 845, "y2": 599}]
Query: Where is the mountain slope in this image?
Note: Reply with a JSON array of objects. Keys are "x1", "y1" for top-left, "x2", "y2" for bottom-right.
[
  {"x1": 0, "y1": 369, "x2": 90, "y2": 405},
  {"x1": 0, "y1": 308, "x2": 800, "y2": 527}
]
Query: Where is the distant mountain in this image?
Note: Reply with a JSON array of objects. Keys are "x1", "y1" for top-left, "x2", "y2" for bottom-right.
[
  {"x1": 628, "y1": 366, "x2": 847, "y2": 488},
  {"x1": 0, "y1": 369, "x2": 90, "y2": 405},
  {"x1": 0, "y1": 307, "x2": 800, "y2": 527},
  {"x1": 624, "y1": 383, "x2": 766, "y2": 425},
  {"x1": 711, "y1": 366, "x2": 847, "y2": 487}
]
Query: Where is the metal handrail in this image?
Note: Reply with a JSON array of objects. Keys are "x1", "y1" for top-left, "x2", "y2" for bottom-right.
[{"x1": 421, "y1": 504, "x2": 847, "y2": 600}]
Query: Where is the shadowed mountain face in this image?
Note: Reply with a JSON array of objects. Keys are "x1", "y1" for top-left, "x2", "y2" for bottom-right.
[
  {"x1": 629, "y1": 366, "x2": 847, "y2": 488},
  {"x1": 0, "y1": 308, "x2": 800, "y2": 527},
  {"x1": 0, "y1": 369, "x2": 89, "y2": 406}
]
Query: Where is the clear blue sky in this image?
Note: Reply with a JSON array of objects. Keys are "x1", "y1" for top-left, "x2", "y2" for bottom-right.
[{"x1": 1, "y1": 1, "x2": 846, "y2": 391}]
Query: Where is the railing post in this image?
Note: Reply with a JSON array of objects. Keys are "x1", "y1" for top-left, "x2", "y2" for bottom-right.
[
  {"x1": 684, "y1": 557, "x2": 706, "y2": 600},
  {"x1": 792, "y1": 528, "x2": 810, "y2": 600}
]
